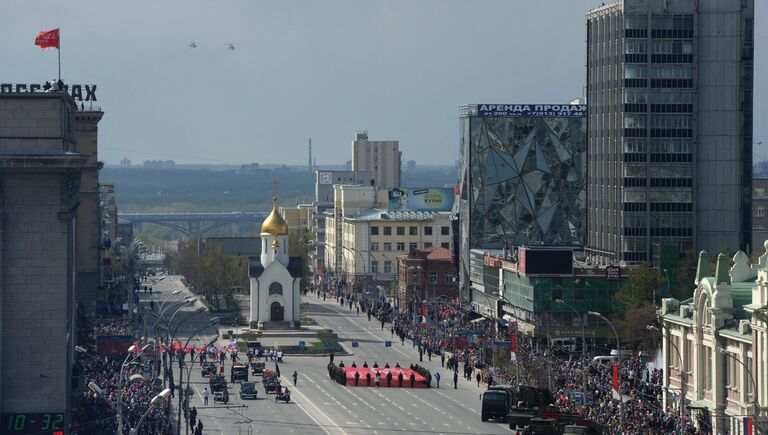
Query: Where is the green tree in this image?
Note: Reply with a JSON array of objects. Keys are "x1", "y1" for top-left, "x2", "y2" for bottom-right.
[
  {"x1": 614, "y1": 264, "x2": 663, "y2": 309},
  {"x1": 166, "y1": 239, "x2": 247, "y2": 306},
  {"x1": 288, "y1": 229, "x2": 312, "y2": 290},
  {"x1": 614, "y1": 302, "x2": 660, "y2": 352}
]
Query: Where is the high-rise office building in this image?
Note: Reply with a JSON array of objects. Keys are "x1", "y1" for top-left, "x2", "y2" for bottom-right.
[
  {"x1": 351, "y1": 131, "x2": 401, "y2": 189},
  {"x1": 586, "y1": 0, "x2": 754, "y2": 265}
]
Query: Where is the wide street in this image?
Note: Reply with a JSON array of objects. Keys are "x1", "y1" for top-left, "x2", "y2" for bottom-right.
[{"x1": 146, "y1": 277, "x2": 509, "y2": 435}]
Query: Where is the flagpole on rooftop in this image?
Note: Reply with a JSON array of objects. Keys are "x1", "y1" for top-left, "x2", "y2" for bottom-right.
[{"x1": 58, "y1": 31, "x2": 61, "y2": 81}]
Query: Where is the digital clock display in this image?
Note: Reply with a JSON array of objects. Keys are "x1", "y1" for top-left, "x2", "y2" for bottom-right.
[{"x1": 2, "y1": 413, "x2": 64, "y2": 434}]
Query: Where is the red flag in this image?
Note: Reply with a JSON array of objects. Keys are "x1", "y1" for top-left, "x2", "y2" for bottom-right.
[
  {"x1": 612, "y1": 364, "x2": 619, "y2": 391},
  {"x1": 510, "y1": 335, "x2": 517, "y2": 353},
  {"x1": 184, "y1": 344, "x2": 195, "y2": 353},
  {"x1": 35, "y1": 28, "x2": 60, "y2": 49},
  {"x1": 197, "y1": 344, "x2": 207, "y2": 353},
  {"x1": 171, "y1": 341, "x2": 182, "y2": 352}
]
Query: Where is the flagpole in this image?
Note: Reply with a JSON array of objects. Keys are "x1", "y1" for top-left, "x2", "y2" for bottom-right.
[{"x1": 58, "y1": 30, "x2": 61, "y2": 81}]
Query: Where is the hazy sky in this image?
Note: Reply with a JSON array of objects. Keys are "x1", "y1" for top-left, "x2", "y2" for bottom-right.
[{"x1": 3, "y1": 1, "x2": 766, "y2": 165}]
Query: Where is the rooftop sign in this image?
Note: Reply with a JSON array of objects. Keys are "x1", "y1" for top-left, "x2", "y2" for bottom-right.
[
  {"x1": 1, "y1": 83, "x2": 97, "y2": 101},
  {"x1": 476, "y1": 104, "x2": 586, "y2": 117}
]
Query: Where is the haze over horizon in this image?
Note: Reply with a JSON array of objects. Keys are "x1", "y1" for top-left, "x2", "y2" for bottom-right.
[{"x1": 3, "y1": 0, "x2": 766, "y2": 165}]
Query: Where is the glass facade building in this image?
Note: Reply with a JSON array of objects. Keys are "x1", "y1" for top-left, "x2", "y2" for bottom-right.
[{"x1": 458, "y1": 104, "x2": 587, "y2": 291}]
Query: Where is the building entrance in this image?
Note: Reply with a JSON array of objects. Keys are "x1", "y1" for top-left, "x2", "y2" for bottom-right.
[{"x1": 270, "y1": 301, "x2": 284, "y2": 321}]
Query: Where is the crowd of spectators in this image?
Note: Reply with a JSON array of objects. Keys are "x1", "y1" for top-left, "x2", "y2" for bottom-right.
[
  {"x1": 72, "y1": 355, "x2": 173, "y2": 434},
  {"x1": 72, "y1": 311, "x2": 175, "y2": 435},
  {"x1": 360, "y1": 296, "x2": 711, "y2": 434},
  {"x1": 93, "y1": 317, "x2": 135, "y2": 336}
]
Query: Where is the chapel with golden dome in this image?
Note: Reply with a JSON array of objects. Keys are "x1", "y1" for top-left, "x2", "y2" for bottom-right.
[{"x1": 249, "y1": 192, "x2": 302, "y2": 329}]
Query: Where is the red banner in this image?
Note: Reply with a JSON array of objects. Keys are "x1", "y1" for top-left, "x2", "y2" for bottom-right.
[
  {"x1": 35, "y1": 28, "x2": 60, "y2": 49},
  {"x1": 510, "y1": 335, "x2": 517, "y2": 353},
  {"x1": 171, "y1": 342, "x2": 182, "y2": 352},
  {"x1": 612, "y1": 364, "x2": 619, "y2": 391}
]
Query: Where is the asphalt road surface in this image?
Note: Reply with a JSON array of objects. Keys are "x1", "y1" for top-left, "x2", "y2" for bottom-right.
[{"x1": 148, "y1": 281, "x2": 508, "y2": 435}]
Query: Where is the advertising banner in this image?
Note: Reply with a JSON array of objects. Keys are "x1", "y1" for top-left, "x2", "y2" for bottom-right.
[
  {"x1": 388, "y1": 187, "x2": 454, "y2": 211},
  {"x1": 476, "y1": 104, "x2": 587, "y2": 117}
]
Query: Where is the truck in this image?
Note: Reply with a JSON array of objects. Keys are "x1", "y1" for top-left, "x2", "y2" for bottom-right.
[
  {"x1": 507, "y1": 387, "x2": 554, "y2": 430},
  {"x1": 510, "y1": 405, "x2": 603, "y2": 434},
  {"x1": 480, "y1": 385, "x2": 517, "y2": 422},
  {"x1": 209, "y1": 374, "x2": 227, "y2": 393},
  {"x1": 231, "y1": 364, "x2": 249, "y2": 383}
]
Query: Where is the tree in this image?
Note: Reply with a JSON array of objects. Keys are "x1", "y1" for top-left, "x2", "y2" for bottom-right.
[
  {"x1": 614, "y1": 303, "x2": 660, "y2": 352},
  {"x1": 288, "y1": 230, "x2": 312, "y2": 290},
  {"x1": 614, "y1": 264, "x2": 662, "y2": 309},
  {"x1": 166, "y1": 239, "x2": 247, "y2": 306}
]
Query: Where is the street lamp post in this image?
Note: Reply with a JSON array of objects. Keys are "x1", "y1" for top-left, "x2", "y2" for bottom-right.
[
  {"x1": 588, "y1": 311, "x2": 621, "y2": 431},
  {"x1": 647, "y1": 325, "x2": 685, "y2": 435},
  {"x1": 177, "y1": 318, "x2": 219, "y2": 435},
  {"x1": 718, "y1": 348, "x2": 761, "y2": 432},
  {"x1": 344, "y1": 246, "x2": 368, "y2": 302},
  {"x1": 130, "y1": 388, "x2": 172, "y2": 435},
  {"x1": 556, "y1": 299, "x2": 587, "y2": 409},
  {"x1": 116, "y1": 343, "x2": 151, "y2": 435}
]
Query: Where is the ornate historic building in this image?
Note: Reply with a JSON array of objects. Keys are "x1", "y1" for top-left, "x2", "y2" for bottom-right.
[{"x1": 660, "y1": 247, "x2": 767, "y2": 434}]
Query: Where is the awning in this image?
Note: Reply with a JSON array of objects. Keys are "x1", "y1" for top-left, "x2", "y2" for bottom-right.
[{"x1": 470, "y1": 317, "x2": 487, "y2": 324}]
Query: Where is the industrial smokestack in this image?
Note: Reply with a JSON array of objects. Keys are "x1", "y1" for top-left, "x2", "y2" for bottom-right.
[{"x1": 308, "y1": 138, "x2": 312, "y2": 173}]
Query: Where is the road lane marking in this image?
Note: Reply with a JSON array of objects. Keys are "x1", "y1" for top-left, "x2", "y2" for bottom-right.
[
  {"x1": 279, "y1": 376, "x2": 344, "y2": 435},
  {"x1": 313, "y1": 302, "x2": 411, "y2": 358}
]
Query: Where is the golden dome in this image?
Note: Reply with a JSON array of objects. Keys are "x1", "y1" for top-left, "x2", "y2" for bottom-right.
[{"x1": 261, "y1": 199, "x2": 289, "y2": 236}]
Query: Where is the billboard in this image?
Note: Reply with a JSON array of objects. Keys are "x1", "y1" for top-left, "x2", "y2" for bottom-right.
[
  {"x1": 476, "y1": 104, "x2": 587, "y2": 117},
  {"x1": 388, "y1": 187, "x2": 454, "y2": 211}
]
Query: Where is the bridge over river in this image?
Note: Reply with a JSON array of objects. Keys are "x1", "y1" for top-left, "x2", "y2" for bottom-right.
[{"x1": 119, "y1": 211, "x2": 270, "y2": 237}]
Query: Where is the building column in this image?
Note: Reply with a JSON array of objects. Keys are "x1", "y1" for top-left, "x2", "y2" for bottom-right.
[
  {"x1": 712, "y1": 343, "x2": 727, "y2": 435},
  {"x1": 662, "y1": 327, "x2": 671, "y2": 409},
  {"x1": 249, "y1": 278, "x2": 259, "y2": 328},
  {"x1": 0, "y1": 178, "x2": 5, "y2": 413}
]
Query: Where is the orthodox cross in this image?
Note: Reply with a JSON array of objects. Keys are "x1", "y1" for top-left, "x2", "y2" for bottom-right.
[{"x1": 272, "y1": 180, "x2": 279, "y2": 201}]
